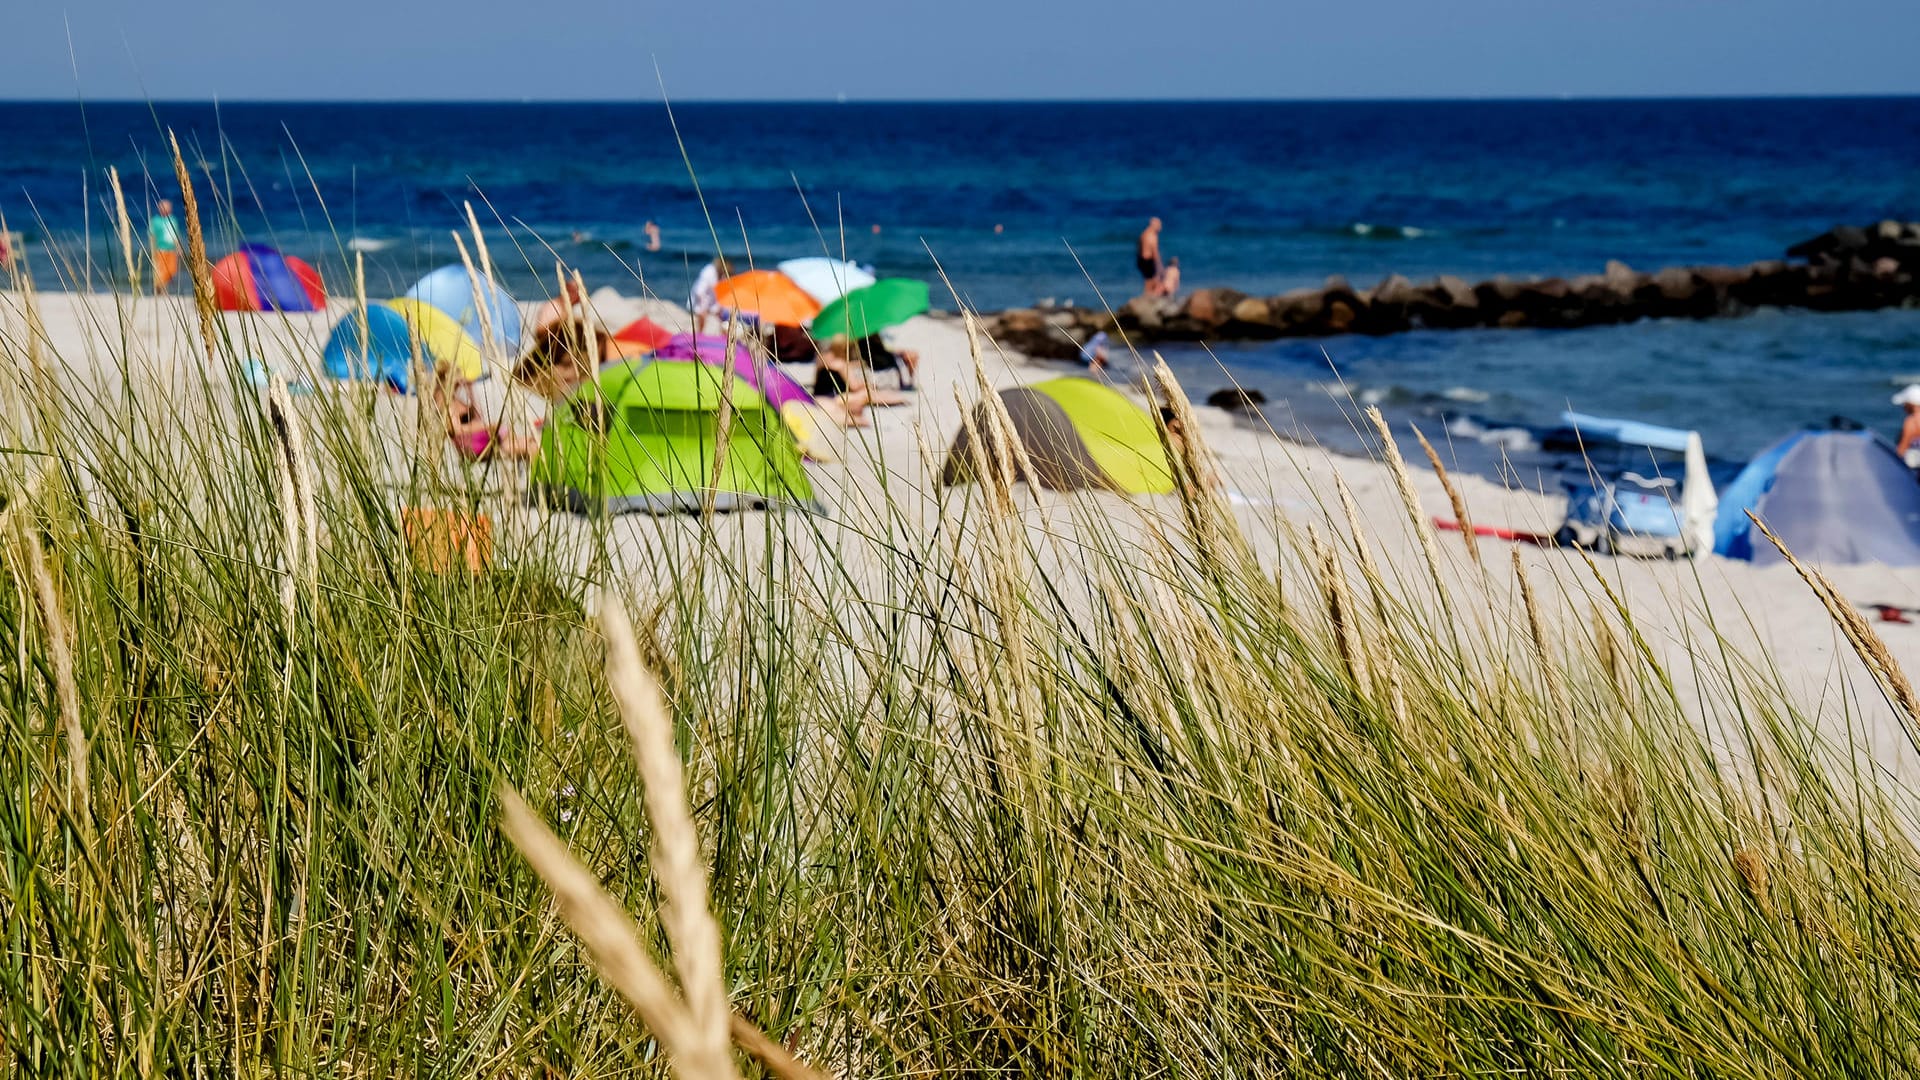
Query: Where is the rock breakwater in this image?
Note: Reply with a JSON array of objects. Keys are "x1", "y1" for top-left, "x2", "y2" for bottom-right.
[{"x1": 986, "y1": 222, "x2": 1920, "y2": 359}]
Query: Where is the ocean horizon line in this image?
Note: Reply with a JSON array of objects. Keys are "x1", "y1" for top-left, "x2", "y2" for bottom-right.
[{"x1": 4, "y1": 92, "x2": 1919, "y2": 108}]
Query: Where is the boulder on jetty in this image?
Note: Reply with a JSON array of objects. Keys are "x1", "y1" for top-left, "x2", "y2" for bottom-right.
[{"x1": 982, "y1": 222, "x2": 1920, "y2": 357}]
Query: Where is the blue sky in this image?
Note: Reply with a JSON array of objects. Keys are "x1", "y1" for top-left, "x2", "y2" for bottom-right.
[{"x1": 7, "y1": 0, "x2": 1920, "y2": 101}]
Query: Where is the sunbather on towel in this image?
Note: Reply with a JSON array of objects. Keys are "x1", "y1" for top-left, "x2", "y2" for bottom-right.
[{"x1": 813, "y1": 335, "x2": 909, "y2": 405}]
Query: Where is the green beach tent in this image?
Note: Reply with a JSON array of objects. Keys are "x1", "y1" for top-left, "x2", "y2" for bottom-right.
[
  {"x1": 942, "y1": 377, "x2": 1176, "y2": 495},
  {"x1": 531, "y1": 361, "x2": 816, "y2": 514}
]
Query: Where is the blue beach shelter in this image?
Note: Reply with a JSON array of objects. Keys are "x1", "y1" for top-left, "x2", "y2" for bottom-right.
[
  {"x1": 1713, "y1": 429, "x2": 1920, "y2": 566},
  {"x1": 322, "y1": 301, "x2": 420, "y2": 391},
  {"x1": 403, "y1": 265, "x2": 521, "y2": 357}
]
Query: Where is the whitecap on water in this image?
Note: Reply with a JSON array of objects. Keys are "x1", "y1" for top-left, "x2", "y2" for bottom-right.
[
  {"x1": 347, "y1": 236, "x2": 391, "y2": 253},
  {"x1": 1442, "y1": 386, "x2": 1490, "y2": 403}
]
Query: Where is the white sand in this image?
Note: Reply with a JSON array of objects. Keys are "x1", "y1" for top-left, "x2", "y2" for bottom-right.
[{"x1": 9, "y1": 288, "x2": 1920, "y2": 785}]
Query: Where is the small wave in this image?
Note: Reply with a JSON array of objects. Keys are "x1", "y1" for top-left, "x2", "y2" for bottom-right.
[
  {"x1": 347, "y1": 237, "x2": 391, "y2": 253},
  {"x1": 1348, "y1": 222, "x2": 1432, "y2": 240},
  {"x1": 1447, "y1": 416, "x2": 1537, "y2": 451},
  {"x1": 1442, "y1": 386, "x2": 1490, "y2": 404},
  {"x1": 1480, "y1": 427, "x2": 1538, "y2": 452}
]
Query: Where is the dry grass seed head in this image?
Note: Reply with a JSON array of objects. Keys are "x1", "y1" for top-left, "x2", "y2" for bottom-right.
[
  {"x1": 598, "y1": 600, "x2": 734, "y2": 1074},
  {"x1": 1411, "y1": 424, "x2": 1479, "y2": 569},
  {"x1": 13, "y1": 519, "x2": 87, "y2": 809},
  {"x1": 1733, "y1": 847, "x2": 1772, "y2": 916},
  {"x1": 168, "y1": 133, "x2": 220, "y2": 366},
  {"x1": 1365, "y1": 407, "x2": 1452, "y2": 619},
  {"x1": 1750, "y1": 512, "x2": 1920, "y2": 750}
]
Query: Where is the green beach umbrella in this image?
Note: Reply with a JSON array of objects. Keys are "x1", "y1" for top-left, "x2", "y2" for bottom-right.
[{"x1": 808, "y1": 278, "x2": 930, "y2": 340}]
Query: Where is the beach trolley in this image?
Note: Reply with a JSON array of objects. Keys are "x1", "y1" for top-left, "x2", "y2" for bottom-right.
[{"x1": 1553, "y1": 411, "x2": 1718, "y2": 558}]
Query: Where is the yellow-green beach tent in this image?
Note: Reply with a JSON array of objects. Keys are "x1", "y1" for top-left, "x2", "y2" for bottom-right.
[
  {"x1": 942, "y1": 376, "x2": 1175, "y2": 494},
  {"x1": 531, "y1": 360, "x2": 815, "y2": 515}
]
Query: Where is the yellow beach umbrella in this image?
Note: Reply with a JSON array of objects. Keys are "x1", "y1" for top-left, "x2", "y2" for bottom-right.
[{"x1": 389, "y1": 297, "x2": 485, "y2": 380}]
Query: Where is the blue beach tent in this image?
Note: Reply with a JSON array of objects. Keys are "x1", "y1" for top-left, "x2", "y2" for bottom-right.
[
  {"x1": 1713, "y1": 429, "x2": 1920, "y2": 566},
  {"x1": 403, "y1": 265, "x2": 521, "y2": 357},
  {"x1": 321, "y1": 302, "x2": 420, "y2": 391}
]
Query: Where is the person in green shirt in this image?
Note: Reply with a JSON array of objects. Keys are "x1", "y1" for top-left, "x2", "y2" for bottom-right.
[{"x1": 149, "y1": 200, "x2": 181, "y2": 294}]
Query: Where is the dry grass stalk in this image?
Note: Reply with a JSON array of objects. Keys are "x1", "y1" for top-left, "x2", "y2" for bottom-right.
[
  {"x1": 1749, "y1": 513, "x2": 1920, "y2": 749},
  {"x1": 952, "y1": 383, "x2": 1013, "y2": 520},
  {"x1": 728, "y1": 1014, "x2": 836, "y2": 1080},
  {"x1": 463, "y1": 201, "x2": 498, "y2": 289},
  {"x1": 1591, "y1": 601, "x2": 1634, "y2": 709},
  {"x1": 1152, "y1": 354, "x2": 1250, "y2": 578},
  {"x1": 1366, "y1": 407, "x2": 1452, "y2": 619},
  {"x1": 1334, "y1": 475, "x2": 1408, "y2": 724},
  {"x1": 964, "y1": 312, "x2": 1038, "y2": 504},
  {"x1": 1412, "y1": 425, "x2": 1479, "y2": 569},
  {"x1": 599, "y1": 601, "x2": 736, "y2": 1077},
  {"x1": 12, "y1": 512, "x2": 88, "y2": 811},
  {"x1": 265, "y1": 375, "x2": 318, "y2": 614},
  {"x1": 108, "y1": 167, "x2": 138, "y2": 292},
  {"x1": 452, "y1": 234, "x2": 499, "y2": 380},
  {"x1": 353, "y1": 252, "x2": 371, "y2": 375},
  {"x1": 168, "y1": 133, "x2": 220, "y2": 367},
  {"x1": 706, "y1": 351, "x2": 736, "y2": 520},
  {"x1": 1311, "y1": 526, "x2": 1369, "y2": 690},
  {"x1": 1150, "y1": 354, "x2": 1222, "y2": 497},
  {"x1": 500, "y1": 789, "x2": 734, "y2": 1080},
  {"x1": 1513, "y1": 548, "x2": 1572, "y2": 725}
]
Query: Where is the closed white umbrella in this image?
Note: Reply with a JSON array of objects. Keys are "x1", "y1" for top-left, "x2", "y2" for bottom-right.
[{"x1": 777, "y1": 257, "x2": 876, "y2": 305}]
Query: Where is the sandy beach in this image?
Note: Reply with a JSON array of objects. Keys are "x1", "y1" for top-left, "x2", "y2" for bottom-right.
[{"x1": 9, "y1": 285, "x2": 1920, "y2": 788}]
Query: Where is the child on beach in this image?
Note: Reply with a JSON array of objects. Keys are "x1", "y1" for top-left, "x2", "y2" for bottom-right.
[
  {"x1": 434, "y1": 365, "x2": 538, "y2": 461},
  {"x1": 150, "y1": 200, "x2": 182, "y2": 294},
  {"x1": 1156, "y1": 257, "x2": 1181, "y2": 297}
]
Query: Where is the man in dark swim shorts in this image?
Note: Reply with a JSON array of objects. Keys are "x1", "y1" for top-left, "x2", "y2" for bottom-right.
[{"x1": 1136, "y1": 217, "x2": 1163, "y2": 291}]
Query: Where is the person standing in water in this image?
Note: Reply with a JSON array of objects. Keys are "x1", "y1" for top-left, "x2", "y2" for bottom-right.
[
  {"x1": 150, "y1": 200, "x2": 182, "y2": 294},
  {"x1": 1136, "y1": 217, "x2": 1163, "y2": 294}
]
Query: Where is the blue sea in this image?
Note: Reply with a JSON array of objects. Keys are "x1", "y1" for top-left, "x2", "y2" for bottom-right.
[{"x1": 5, "y1": 99, "x2": 1920, "y2": 462}]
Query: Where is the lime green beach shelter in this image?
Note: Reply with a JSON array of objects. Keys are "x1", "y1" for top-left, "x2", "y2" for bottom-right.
[
  {"x1": 942, "y1": 377, "x2": 1175, "y2": 494},
  {"x1": 532, "y1": 361, "x2": 816, "y2": 514}
]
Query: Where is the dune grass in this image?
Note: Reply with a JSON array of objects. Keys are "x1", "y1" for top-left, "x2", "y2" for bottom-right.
[{"x1": 3, "y1": 154, "x2": 1920, "y2": 1078}]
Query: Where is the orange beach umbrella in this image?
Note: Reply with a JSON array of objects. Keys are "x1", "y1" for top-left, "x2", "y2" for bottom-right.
[{"x1": 714, "y1": 269, "x2": 822, "y2": 327}]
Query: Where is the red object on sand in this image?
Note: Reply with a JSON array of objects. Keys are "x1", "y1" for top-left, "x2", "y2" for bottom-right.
[
  {"x1": 614, "y1": 317, "x2": 674, "y2": 351},
  {"x1": 1432, "y1": 517, "x2": 1550, "y2": 546}
]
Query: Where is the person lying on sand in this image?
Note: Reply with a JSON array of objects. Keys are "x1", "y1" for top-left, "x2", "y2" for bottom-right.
[
  {"x1": 856, "y1": 333, "x2": 919, "y2": 388},
  {"x1": 812, "y1": 335, "x2": 911, "y2": 403},
  {"x1": 434, "y1": 365, "x2": 538, "y2": 461}
]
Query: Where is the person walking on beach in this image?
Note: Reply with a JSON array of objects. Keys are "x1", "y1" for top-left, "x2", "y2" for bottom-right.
[
  {"x1": 1136, "y1": 217, "x2": 1163, "y2": 294},
  {"x1": 149, "y1": 200, "x2": 182, "y2": 294},
  {"x1": 690, "y1": 255, "x2": 732, "y2": 334},
  {"x1": 1895, "y1": 385, "x2": 1920, "y2": 473}
]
